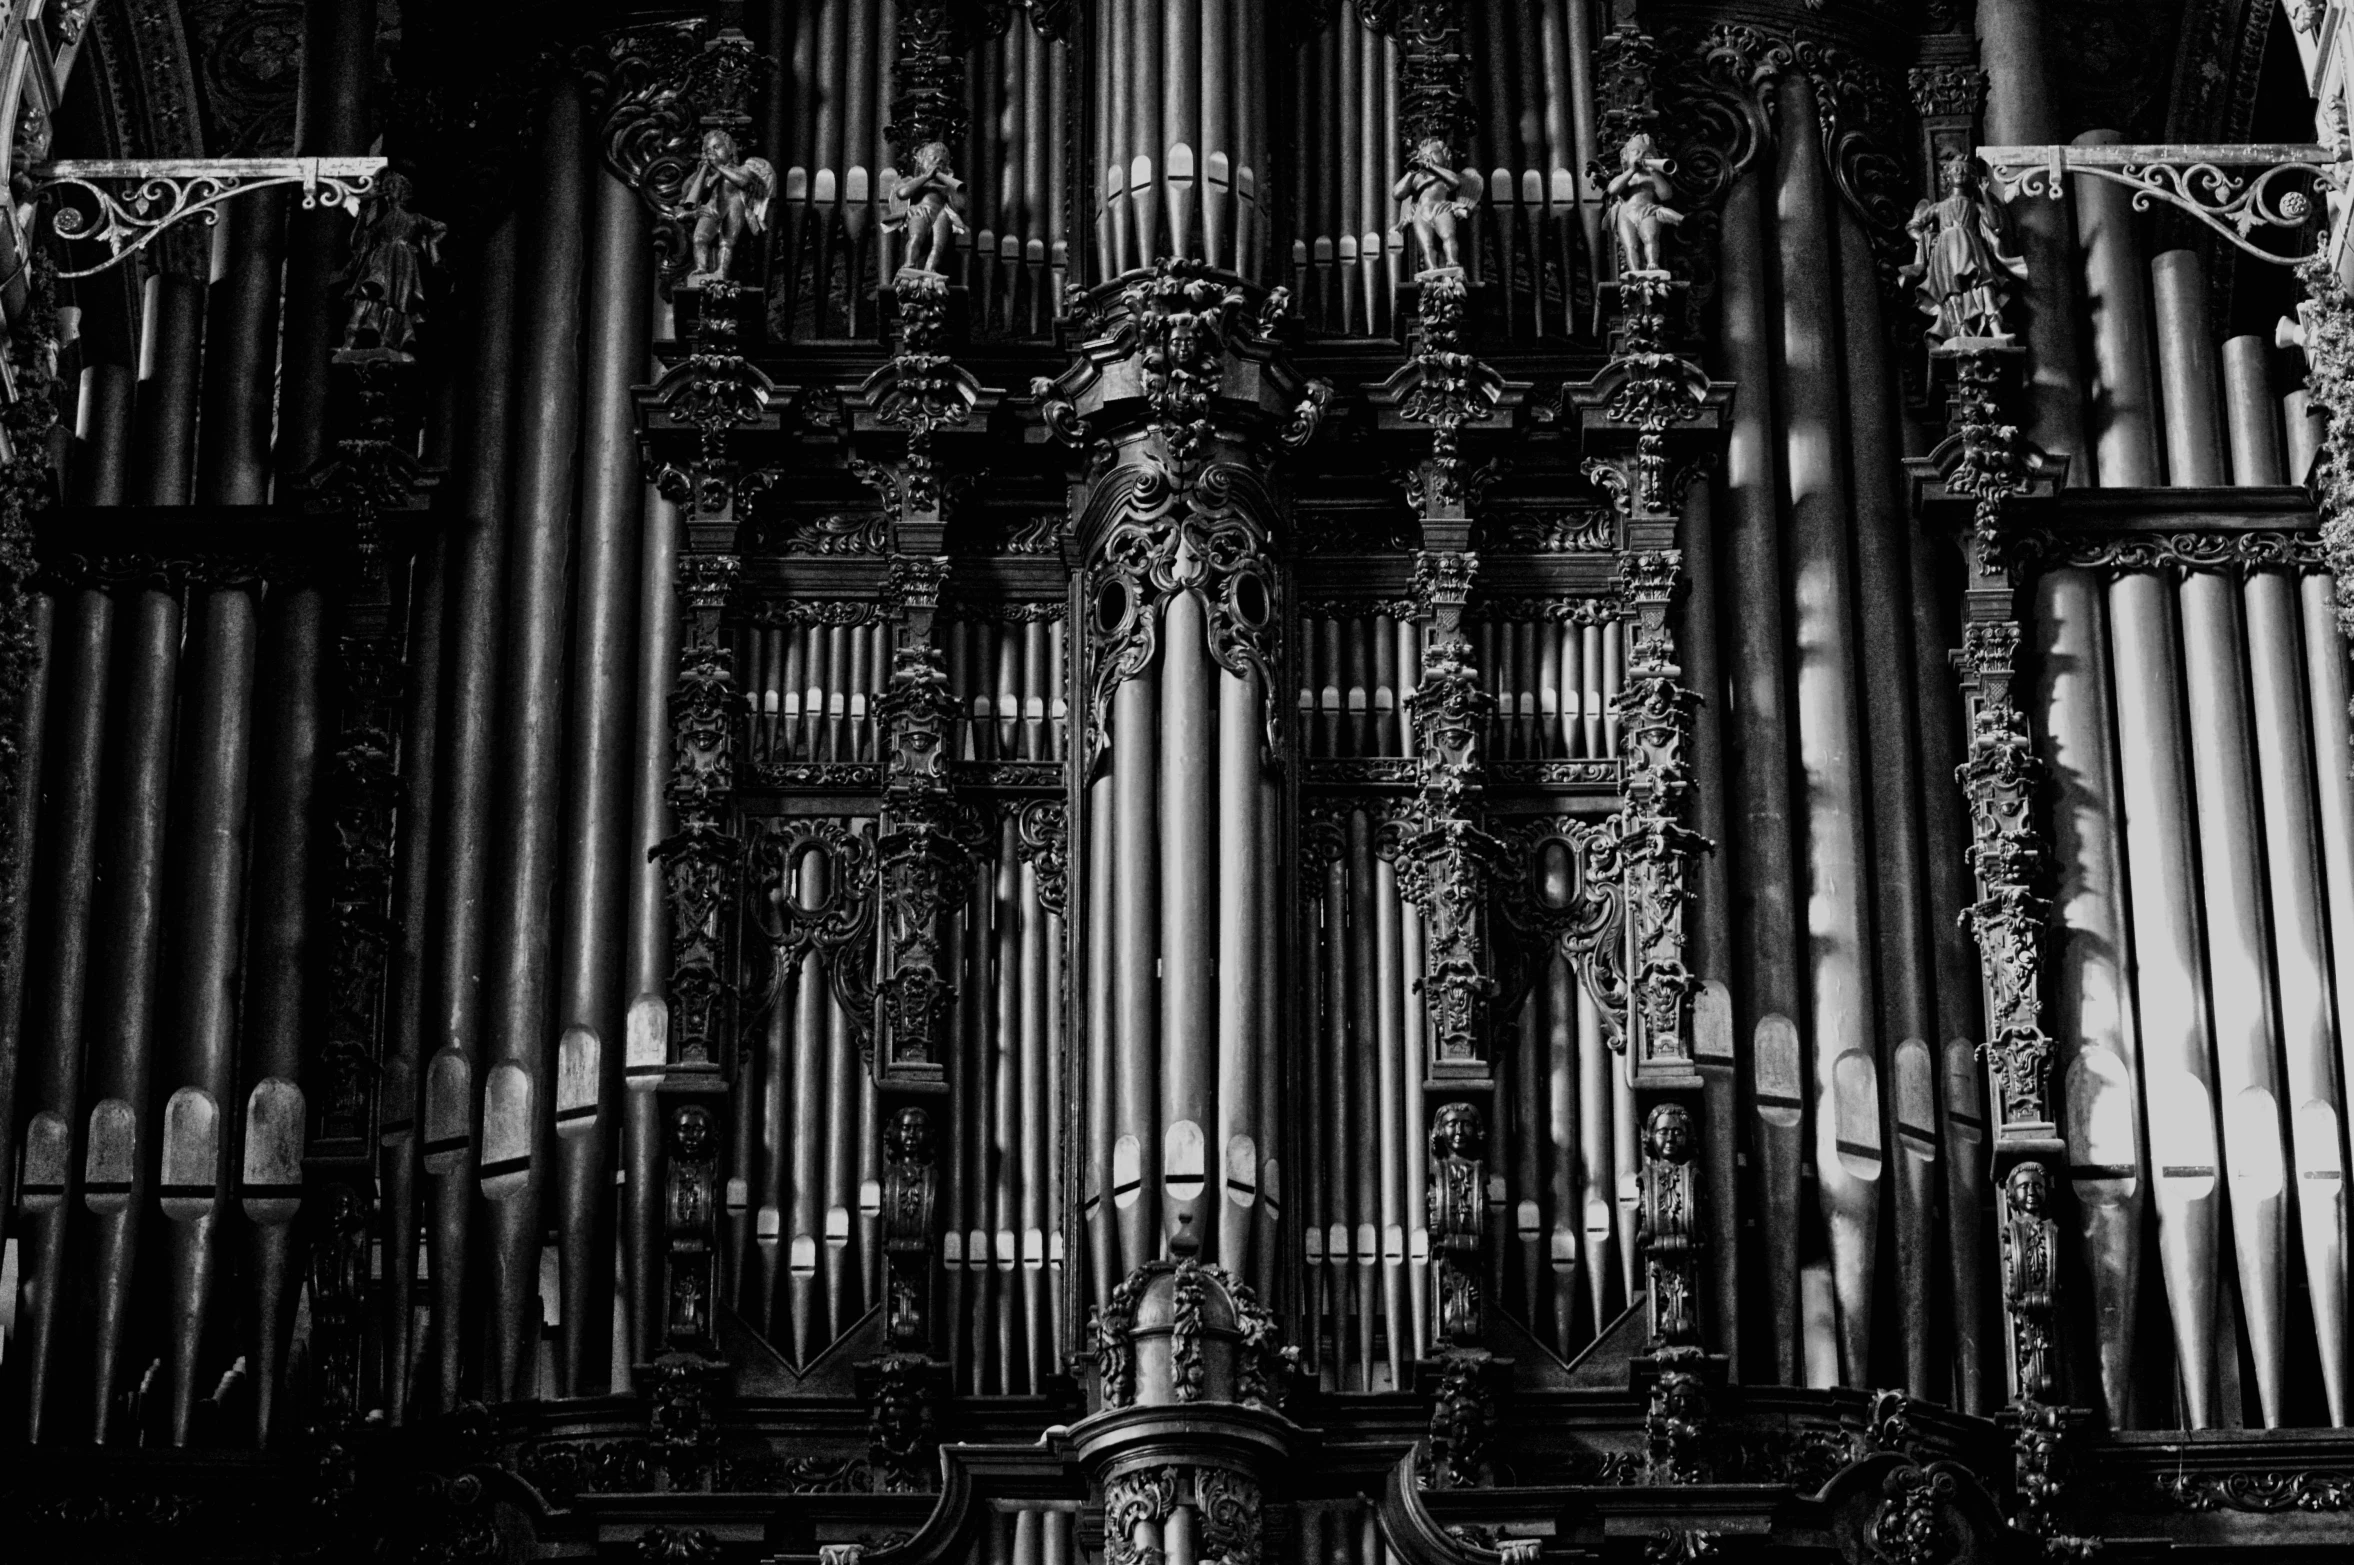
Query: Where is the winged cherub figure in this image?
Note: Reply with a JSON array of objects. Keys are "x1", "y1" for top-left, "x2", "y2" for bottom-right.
[
  {"x1": 1604, "y1": 133, "x2": 1685, "y2": 277},
  {"x1": 886, "y1": 140, "x2": 971, "y2": 276},
  {"x1": 682, "y1": 128, "x2": 775, "y2": 285},
  {"x1": 1393, "y1": 136, "x2": 1470, "y2": 275}
]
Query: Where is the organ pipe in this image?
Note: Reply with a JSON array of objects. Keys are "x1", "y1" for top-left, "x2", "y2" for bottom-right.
[
  {"x1": 550, "y1": 164, "x2": 650, "y2": 1396},
  {"x1": 1775, "y1": 72, "x2": 1880, "y2": 1389}
]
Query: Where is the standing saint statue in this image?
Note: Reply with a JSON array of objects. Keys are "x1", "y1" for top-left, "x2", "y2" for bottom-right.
[
  {"x1": 1603, "y1": 133, "x2": 1684, "y2": 277},
  {"x1": 338, "y1": 171, "x2": 444, "y2": 354},
  {"x1": 1393, "y1": 136, "x2": 1470, "y2": 275},
  {"x1": 682, "y1": 128, "x2": 775, "y2": 285},
  {"x1": 885, "y1": 141, "x2": 971, "y2": 276},
  {"x1": 1900, "y1": 152, "x2": 2028, "y2": 343}
]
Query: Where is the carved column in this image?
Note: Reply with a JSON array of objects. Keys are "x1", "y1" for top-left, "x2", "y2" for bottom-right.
[
  {"x1": 1364, "y1": 5, "x2": 1523, "y2": 1458},
  {"x1": 304, "y1": 342, "x2": 439, "y2": 1429},
  {"x1": 1036, "y1": 259, "x2": 1325, "y2": 1306},
  {"x1": 1568, "y1": 5, "x2": 1732, "y2": 1481},
  {"x1": 606, "y1": 17, "x2": 777, "y2": 1460}
]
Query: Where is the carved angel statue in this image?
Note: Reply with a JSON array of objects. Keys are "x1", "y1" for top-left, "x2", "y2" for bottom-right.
[
  {"x1": 1393, "y1": 136, "x2": 1470, "y2": 275},
  {"x1": 885, "y1": 140, "x2": 971, "y2": 276},
  {"x1": 1900, "y1": 152, "x2": 2028, "y2": 344},
  {"x1": 682, "y1": 128, "x2": 775, "y2": 285},
  {"x1": 1603, "y1": 133, "x2": 1684, "y2": 278},
  {"x1": 337, "y1": 172, "x2": 444, "y2": 354}
]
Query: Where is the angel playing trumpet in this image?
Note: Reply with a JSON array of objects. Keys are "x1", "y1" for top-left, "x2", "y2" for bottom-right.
[
  {"x1": 682, "y1": 128, "x2": 774, "y2": 285},
  {"x1": 885, "y1": 140, "x2": 971, "y2": 276}
]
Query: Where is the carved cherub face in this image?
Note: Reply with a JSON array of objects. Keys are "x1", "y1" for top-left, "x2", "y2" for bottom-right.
[
  {"x1": 703, "y1": 129, "x2": 738, "y2": 164},
  {"x1": 1622, "y1": 132, "x2": 1656, "y2": 169},
  {"x1": 914, "y1": 140, "x2": 950, "y2": 175},
  {"x1": 2009, "y1": 1163, "x2": 2048, "y2": 1214},
  {"x1": 1940, "y1": 153, "x2": 1974, "y2": 196}
]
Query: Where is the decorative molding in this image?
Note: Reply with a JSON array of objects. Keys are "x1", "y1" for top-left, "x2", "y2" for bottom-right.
[
  {"x1": 2155, "y1": 1467, "x2": 2354, "y2": 1512},
  {"x1": 35, "y1": 158, "x2": 384, "y2": 279},
  {"x1": 1981, "y1": 140, "x2": 2338, "y2": 267}
]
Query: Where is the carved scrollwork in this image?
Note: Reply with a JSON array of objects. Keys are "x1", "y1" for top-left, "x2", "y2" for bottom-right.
[
  {"x1": 1104, "y1": 1468, "x2": 1180, "y2": 1565},
  {"x1": 2012, "y1": 528, "x2": 2326, "y2": 572},
  {"x1": 747, "y1": 817, "x2": 881, "y2": 1046},
  {"x1": 1082, "y1": 456, "x2": 1285, "y2": 764},
  {"x1": 1195, "y1": 1468, "x2": 1263, "y2": 1565},
  {"x1": 2156, "y1": 1467, "x2": 2354, "y2": 1513},
  {"x1": 593, "y1": 20, "x2": 760, "y2": 291}
]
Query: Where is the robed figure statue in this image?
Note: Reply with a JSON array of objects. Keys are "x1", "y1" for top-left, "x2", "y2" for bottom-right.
[{"x1": 1900, "y1": 152, "x2": 2028, "y2": 344}]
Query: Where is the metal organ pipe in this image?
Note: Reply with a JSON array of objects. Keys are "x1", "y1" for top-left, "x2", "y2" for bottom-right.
[
  {"x1": 480, "y1": 79, "x2": 589, "y2": 1402},
  {"x1": 2108, "y1": 568, "x2": 2224, "y2": 1427},
  {"x1": 2072, "y1": 131, "x2": 2163, "y2": 486},
  {"x1": 1774, "y1": 72, "x2": 1881, "y2": 1389},
  {"x1": 549, "y1": 165, "x2": 650, "y2": 1397},
  {"x1": 422, "y1": 218, "x2": 521, "y2": 1415},
  {"x1": 17, "y1": 578, "x2": 115, "y2": 1439},
  {"x1": 2032, "y1": 567, "x2": 2146, "y2": 1428}
]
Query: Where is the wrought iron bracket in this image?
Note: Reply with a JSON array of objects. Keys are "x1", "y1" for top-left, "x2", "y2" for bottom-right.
[
  {"x1": 1977, "y1": 141, "x2": 2341, "y2": 266},
  {"x1": 34, "y1": 157, "x2": 385, "y2": 279}
]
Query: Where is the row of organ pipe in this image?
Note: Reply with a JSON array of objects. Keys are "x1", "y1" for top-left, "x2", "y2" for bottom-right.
[
  {"x1": 733, "y1": 822, "x2": 884, "y2": 1366},
  {"x1": 1297, "y1": 612, "x2": 1625, "y2": 760},
  {"x1": 1300, "y1": 807, "x2": 1427, "y2": 1392},
  {"x1": 2025, "y1": 130, "x2": 2354, "y2": 1430},
  {"x1": 1286, "y1": 1, "x2": 1601, "y2": 339},
  {"x1": 1077, "y1": 593, "x2": 1283, "y2": 1326},
  {"x1": 774, "y1": 1, "x2": 1608, "y2": 341},
  {"x1": 944, "y1": 808, "x2": 1068, "y2": 1396},
  {"x1": 741, "y1": 621, "x2": 892, "y2": 764},
  {"x1": 943, "y1": 615, "x2": 1071, "y2": 763},
  {"x1": 1090, "y1": 0, "x2": 1271, "y2": 282},
  {"x1": 773, "y1": 3, "x2": 1072, "y2": 340}
]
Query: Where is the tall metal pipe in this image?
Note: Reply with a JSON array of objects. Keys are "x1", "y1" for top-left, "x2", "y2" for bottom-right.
[
  {"x1": 2072, "y1": 131, "x2": 2162, "y2": 487},
  {"x1": 2108, "y1": 570, "x2": 2222, "y2": 1426},
  {"x1": 481, "y1": 77, "x2": 589, "y2": 1400},
  {"x1": 2151, "y1": 250, "x2": 2227, "y2": 487},
  {"x1": 2244, "y1": 565, "x2": 2346, "y2": 1423},
  {"x1": 17, "y1": 584, "x2": 113, "y2": 1440},
  {"x1": 159, "y1": 579, "x2": 258, "y2": 1441},
  {"x1": 1715, "y1": 164, "x2": 1800, "y2": 1184},
  {"x1": 423, "y1": 217, "x2": 521, "y2": 1413},
  {"x1": 379, "y1": 531, "x2": 444, "y2": 1425},
  {"x1": 0, "y1": 592, "x2": 52, "y2": 1252},
  {"x1": 1977, "y1": 0, "x2": 2086, "y2": 476},
  {"x1": 2031, "y1": 566, "x2": 2145, "y2": 1427},
  {"x1": 82, "y1": 577, "x2": 181, "y2": 1438},
  {"x1": 2177, "y1": 569, "x2": 2288, "y2": 1425},
  {"x1": 195, "y1": 191, "x2": 287, "y2": 504},
  {"x1": 1216, "y1": 664, "x2": 1260, "y2": 1278},
  {"x1": 1776, "y1": 72, "x2": 1880, "y2": 1385},
  {"x1": 2220, "y1": 337, "x2": 2283, "y2": 486},
  {"x1": 1160, "y1": 593, "x2": 1216, "y2": 1255},
  {"x1": 1114, "y1": 655, "x2": 1161, "y2": 1269},
  {"x1": 550, "y1": 164, "x2": 650, "y2": 1395}
]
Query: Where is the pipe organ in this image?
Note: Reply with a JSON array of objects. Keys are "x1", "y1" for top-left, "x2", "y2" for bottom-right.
[{"x1": 5, "y1": 0, "x2": 2354, "y2": 1559}]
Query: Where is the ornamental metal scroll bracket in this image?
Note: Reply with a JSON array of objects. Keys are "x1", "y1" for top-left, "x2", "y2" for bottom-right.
[
  {"x1": 34, "y1": 158, "x2": 385, "y2": 279},
  {"x1": 1978, "y1": 141, "x2": 2344, "y2": 266}
]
